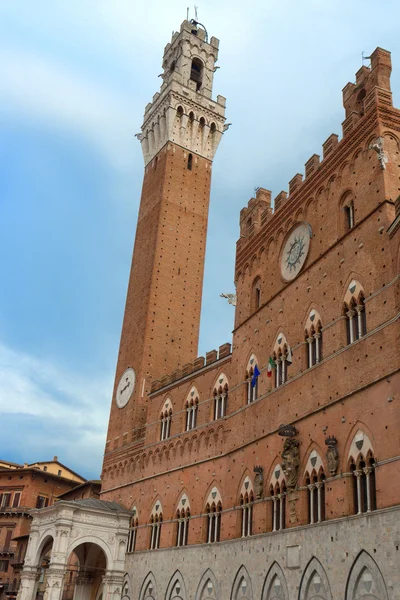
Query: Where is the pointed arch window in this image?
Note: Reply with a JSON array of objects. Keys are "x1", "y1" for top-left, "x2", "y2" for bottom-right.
[
  {"x1": 185, "y1": 396, "x2": 198, "y2": 431},
  {"x1": 190, "y1": 58, "x2": 203, "y2": 91},
  {"x1": 240, "y1": 490, "x2": 254, "y2": 537},
  {"x1": 306, "y1": 470, "x2": 326, "y2": 524},
  {"x1": 306, "y1": 321, "x2": 323, "y2": 368},
  {"x1": 206, "y1": 501, "x2": 222, "y2": 543},
  {"x1": 213, "y1": 383, "x2": 228, "y2": 420},
  {"x1": 351, "y1": 454, "x2": 377, "y2": 515},
  {"x1": 127, "y1": 513, "x2": 139, "y2": 553},
  {"x1": 149, "y1": 503, "x2": 163, "y2": 550},
  {"x1": 246, "y1": 366, "x2": 258, "y2": 404},
  {"x1": 160, "y1": 400, "x2": 172, "y2": 441},
  {"x1": 272, "y1": 334, "x2": 292, "y2": 388},
  {"x1": 344, "y1": 202, "x2": 355, "y2": 229},
  {"x1": 176, "y1": 507, "x2": 190, "y2": 547},
  {"x1": 345, "y1": 295, "x2": 367, "y2": 344},
  {"x1": 270, "y1": 482, "x2": 286, "y2": 532}
]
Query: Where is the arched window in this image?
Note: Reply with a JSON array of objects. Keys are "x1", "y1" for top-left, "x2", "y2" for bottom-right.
[
  {"x1": 240, "y1": 490, "x2": 254, "y2": 538},
  {"x1": 270, "y1": 482, "x2": 286, "y2": 532},
  {"x1": 272, "y1": 334, "x2": 292, "y2": 388},
  {"x1": 351, "y1": 454, "x2": 377, "y2": 515},
  {"x1": 344, "y1": 283, "x2": 367, "y2": 345},
  {"x1": 206, "y1": 502, "x2": 222, "y2": 543},
  {"x1": 127, "y1": 507, "x2": 139, "y2": 553},
  {"x1": 305, "y1": 320, "x2": 323, "y2": 368},
  {"x1": 149, "y1": 502, "x2": 163, "y2": 550},
  {"x1": 348, "y1": 430, "x2": 377, "y2": 515},
  {"x1": 190, "y1": 58, "x2": 203, "y2": 91},
  {"x1": 213, "y1": 378, "x2": 228, "y2": 420},
  {"x1": 341, "y1": 191, "x2": 355, "y2": 231},
  {"x1": 185, "y1": 398, "x2": 198, "y2": 431},
  {"x1": 245, "y1": 354, "x2": 259, "y2": 404},
  {"x1": 306, "y1": 470, "x2": 326, "y2": 524},
  {"x1": 159, "y1": 398, "x2": 172, "y2": 441},
  {"x1": 187, "y1": 153, "x2": 193, "y2": 170},
  {"x1": 175, "y1": 494, "x2": 190, "y2": 547},
  {"x1": 205, "y1": 487, "x2": 222, "y2": 543}
]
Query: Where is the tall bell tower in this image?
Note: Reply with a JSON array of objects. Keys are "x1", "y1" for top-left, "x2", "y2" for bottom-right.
[{"x1": 104, "y1": 20, "x2": 226, "y2": 454}]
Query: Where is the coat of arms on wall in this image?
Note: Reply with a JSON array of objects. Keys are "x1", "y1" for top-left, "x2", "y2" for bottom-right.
[
  {"x1": 325, "y1": 436, "x2": 339, "y2": 475},
  {"x1": 281, "y1": 437, "x2": 300, "y2": 489},
  {"x1": 253, "y1": 465, "x2": 264, "y2": 499}
]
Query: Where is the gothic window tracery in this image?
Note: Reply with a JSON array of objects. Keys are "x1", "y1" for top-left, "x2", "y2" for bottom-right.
[
  {"x1": 149, "y1": 502, "x2": 163, "y2": 550},
  {"x1": 213, "y1": 374, "x2": 228, "y2": 420},
  {"x1": 272, "y1": 333, "x2": 291, "y2": 388},
  {"x1": 175, "y1": 494, "x2": 190, "y2": 547},
  {"x1": 127, "y1": 506, "x2": 139, "y2": 553},
  {"x1": 245, "y1": 354, "x2": 259, "y2": 404},
  {"x1": 304, "y1": 450, "x2": 326, "y2": 524},
  {"x1": 305, "y1": 311, "x2": 323, "y2": 368},
  {"x1": 160, "y1": 399, "x2": 172, "y2": 441},
  {"x1": 239, "y1": 476, "x2": 254, "y2": 537},
  {"x1": 185, "y1": 387, "x2": 199, "y2": 431},
  {"x1": 344, "y1": 281, "x2": 367, "y2": 344},
  {"x1": 205, "y1": 487, "x2": 222, "y2": 543},
  {"x1": 348, "y1": 430, "x2": 377, "y2": 515}
]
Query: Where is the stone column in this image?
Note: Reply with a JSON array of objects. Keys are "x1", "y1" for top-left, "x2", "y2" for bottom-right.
[
  {"x1": 307, "y1": 338, "x2": 314, "y2": 367},
  {"x1": 102, "y1": 574, "x2": 124, "y2": 600},
  {"x1": 17, "y1": 569, "x2": 39, "y2": 600},
  {"x1": 308, "y1": 484, "x2": 315, "y2": 524},
  {"x1": 363, "y1": 467, "x2": 372, "y2": 512},
  {"x1": 314, "y1": 333, "x2": 321, "y2": 363},
  {"x1": 73, "y1": 574, "x2": 94, "y2": 600},
  {"x1": 347, "y1": 310, "x2": 355, "y2": 343},
  {"x1": 316, "y1": 482, "x2": 323, "y2": 523},
  {"x1": 354, "y1": 470, "x2": 362, "y2": 514},
  {"x1": 45, "y1": 568, "x2": 68, "y2": 600}
]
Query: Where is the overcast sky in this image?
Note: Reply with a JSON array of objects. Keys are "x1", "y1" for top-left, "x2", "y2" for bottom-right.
[{"x1": 1, "y1": 1, "x2": 399, "y2": 480}]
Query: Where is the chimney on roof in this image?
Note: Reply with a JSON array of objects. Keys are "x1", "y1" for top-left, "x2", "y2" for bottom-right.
[{"x1": 53, "y1": 456, "x2": 58, "y2": 462}]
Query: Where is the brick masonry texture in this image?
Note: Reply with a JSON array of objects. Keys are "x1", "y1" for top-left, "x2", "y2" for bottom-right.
[{"x1": 100, "y1": 26, "x2": 400, "y2": 597}]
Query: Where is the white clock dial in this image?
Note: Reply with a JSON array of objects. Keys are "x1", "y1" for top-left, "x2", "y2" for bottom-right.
[
  {"x1": 115, "y1": 368, "x2": 136, "y2": 409},
  {"x1": 280, "y1": 223, "x2": 311, "y2": 281}
]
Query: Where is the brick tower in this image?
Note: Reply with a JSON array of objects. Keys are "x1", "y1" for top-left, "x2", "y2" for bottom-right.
[{"x1": 104, "y1": 20, "x2": 226, "y2": 456}]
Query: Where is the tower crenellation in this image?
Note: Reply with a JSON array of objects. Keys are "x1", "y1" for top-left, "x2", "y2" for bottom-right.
[{"x1": 138, "y1": 20, "x2": 226, "y2": 166}]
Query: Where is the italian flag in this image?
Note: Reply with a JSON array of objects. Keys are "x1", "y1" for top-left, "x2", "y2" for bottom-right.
[{"x1": 267, "y1": 356, "x2": 276, "y2": 377}]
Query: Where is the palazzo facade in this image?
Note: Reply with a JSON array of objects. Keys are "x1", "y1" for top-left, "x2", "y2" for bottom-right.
[{"x1": 18, "y1": 19, "x2": 400, "y2": 600}]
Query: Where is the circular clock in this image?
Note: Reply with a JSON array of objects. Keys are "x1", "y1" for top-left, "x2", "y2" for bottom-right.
[
  {"x1": 280, "y1": 223, "x2": 311, "y2": 281},
  {"x1": 115, "y1": 368, "x2": 136, "y2": 409}
]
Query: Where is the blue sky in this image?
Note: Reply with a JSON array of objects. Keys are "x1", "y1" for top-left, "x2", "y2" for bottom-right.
[{"x1": 1, "y1": 1, "x2": 399, "y2": 480}]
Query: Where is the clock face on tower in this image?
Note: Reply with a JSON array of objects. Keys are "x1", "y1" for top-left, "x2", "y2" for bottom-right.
[
  {"x1": 280, "y1": 222, "x2": 312, "y2": 281},
  {"x1": 115, "y1": 367, "x2": 136, "y2": 409}
]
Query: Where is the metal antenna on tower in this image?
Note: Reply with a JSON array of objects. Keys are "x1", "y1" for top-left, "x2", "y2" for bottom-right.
[
  {"x1": 362, "y1": 51, "x2": 371, "y2": 66},
  {"x1": 194, "y1": 5, "x2": 198, "y2": 20},
  {"x1": 187, "y1": 7, "x2": 189, "y2": 20}
]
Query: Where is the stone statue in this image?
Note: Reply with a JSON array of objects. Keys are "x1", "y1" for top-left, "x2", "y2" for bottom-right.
[
  {"x1": 220, "y1": 293, "x2": 236, "y2": 306},
  {"x1": 369, "y1": 137, "x2": 388, "y2": 170},
  {"x1": 325, "y1": 436, "x2": 339, "y2": 475},
  {"x1": 253, "y1": 465, "x2": 264, "y2": 499},
  {"x1": 281, "y1": 438, "x2": 300, "y2": 489}
]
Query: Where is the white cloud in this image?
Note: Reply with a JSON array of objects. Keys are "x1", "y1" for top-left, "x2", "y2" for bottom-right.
[
  {"x1": 0, "y1": 342, "x2": 112, "y2": 477},
  {"x1": 0, "y1": 48, "x2": 138, "y2": 168}
]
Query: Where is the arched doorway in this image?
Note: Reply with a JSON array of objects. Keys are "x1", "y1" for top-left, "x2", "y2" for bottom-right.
[{"x1": 66, "y1": 543, "x2": 107, "y2": 600}]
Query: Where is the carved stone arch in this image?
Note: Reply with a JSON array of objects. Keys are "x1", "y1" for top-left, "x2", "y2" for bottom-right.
[
  {"x1": 261, "y1": 561, "x2": 289, "y2": 600},
  {"x1": 237, "y1": 470, "x2": 254, "y2": 503},
  {"x1": 204, "y1": 482, "x2": 222, "y2": 509},
  {"x1": 345, "y1": 550, "x2": 388, "y2": 600},
  {"x1": 165, "y1": 569, "x2": 187, "y2": 600},
  {"x1": 273, "y1": 330, "x2": 289, "y2": 355},
  {"x1": 122, "y1": 573, "x2": 132, "y2": 600},
  {"x1": 160, "y1": 395, "x2": 173, "y2": 415},
  {"x1": 195, "y1": 568, "x2": 219, "y2": 600},
  {"x1": 298, "y1": 556, "x2": 332, "y2": 600},
  {"x1": 33, "y1": 532, "x2": 55, "y2": 566},
  {"x1": 175, "y1": 490, "x2": 191, "y2": 513},
  {"x1": 245, "y1": 351, "x2": 259, "y2": 376},
  {"x1": 184, "y1": 383, "x2": 200, "y2": 407},
  {"x1": 149, "y1": 497, "x2": 163, "y2": 519},
  {"x1": 301, "y1": 442, "x2": 326, "y2": 482},
  {"x1": 341, "y1": 273, "x2": 367, "y2": 308},
  {"x1": 339, "y1": 188, "x2": 355, "y2": 210},
  {"x1": 231, "y1": 565, "x2": 253, "y2": 600},
  {"x1": 303, "y1": 304, "x2": 323, "y2": 336},
  {"x1": 211, "y1": 372, "x2": 229, "y2": 395},
  {"x1": 66, "y1": 536, "x2": 113, "y2": 571},
  {"x1": 345, "y1": 424, "x2": 375, "y2": 468},
  {"x1": 267, "y1": 458, "x2": 286, "y2": 489},
  {"x1": 139, "y1": 572, "x2": 157, "y2": 600},
  {"x1": 338, "y1": 160, "x2": 351, "y2": 180}
]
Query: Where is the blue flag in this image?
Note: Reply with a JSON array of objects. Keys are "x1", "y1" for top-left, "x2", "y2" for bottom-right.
[{"x1": 251, "y1": 364, "x2": 260, "y2": 387}]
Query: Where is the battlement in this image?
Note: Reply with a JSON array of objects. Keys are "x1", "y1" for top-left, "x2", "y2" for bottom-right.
[
  {"x1": 150, "y1": 343, "x2": 231, "y2": 394},
  {"x1": 237, "y1": 47, "x2": 393, "y2": 245},
  {"x1": 239, "y1": 188, "x2": 272, "y2": 239}
]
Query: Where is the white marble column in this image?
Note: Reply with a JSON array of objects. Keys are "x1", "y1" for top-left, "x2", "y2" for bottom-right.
[{"x1": 17, "y1": 569, "x2": 39, "y2": 600}]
